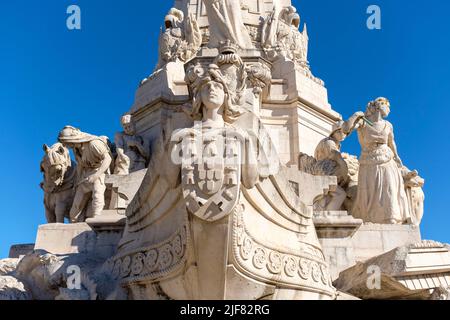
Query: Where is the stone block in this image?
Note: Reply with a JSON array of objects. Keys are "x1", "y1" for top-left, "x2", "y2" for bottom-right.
[
  {"x1": 8, "y1": 244, "x2": 34, "y2": 259},
  {"x1": 334, "y1": 240, "x2": 450, "y2": 300},
  {"x1": 352, "y1": 224, "x2": 421, "y2": 263},
  {"x1": 34, "y1": 223, "x2": 122, "y2": 259},
  {"x1": 34, "y1": 223, "x2": 96, "y2": 255}
]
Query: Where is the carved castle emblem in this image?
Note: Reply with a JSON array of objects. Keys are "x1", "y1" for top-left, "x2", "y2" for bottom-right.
[{"x1": 173, "y1": 127, "x2": 243, "y2": 222}]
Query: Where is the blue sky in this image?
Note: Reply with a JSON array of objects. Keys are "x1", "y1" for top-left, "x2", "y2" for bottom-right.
[{"x1": 1, "y1": 0, "x2": 449, "y2": 258}]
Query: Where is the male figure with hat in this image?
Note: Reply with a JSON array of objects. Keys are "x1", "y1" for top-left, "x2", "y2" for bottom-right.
[
  {"x1": 58, "y1": 126, "x2": 112, "y2": 223},
  {"x1": 114, "y1": 114, "x2": 150, "y2": 175},
  {"x1": 314, "y1": 120, "x2": 350, "y2": 211}
]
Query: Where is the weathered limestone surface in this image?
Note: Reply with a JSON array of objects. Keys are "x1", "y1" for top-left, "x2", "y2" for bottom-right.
[
  {"x1": 0, "y1": 259, "x2": 19, "y2": 276},
  {"x1": 1, "y1": 0, "x2": 439, "y2": 301},
  {"x1": 351, "y1": 224, "x2": 421, "y2": 263},
  {"x1": 334, "y1": 241, "x2": 450, "y2": 300},
  {"x1": 318, "y1": 222, "x2": 421, "y2": 281},
  {"x1": 34, "y1": 223, "x2": 121, "y2": 259},
  {"x1": 0, "y1": 276, "x2": 31, "y2": 300},
  {"x1": 9, "y1": 244, "x2": 34, "y2": 259}
]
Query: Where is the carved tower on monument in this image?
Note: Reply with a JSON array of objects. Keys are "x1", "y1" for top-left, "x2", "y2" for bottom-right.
[{"x1": 131, "y1": 0, "x2": 341, "y2": 166}]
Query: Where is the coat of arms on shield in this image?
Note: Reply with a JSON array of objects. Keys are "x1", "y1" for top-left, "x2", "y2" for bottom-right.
[{"x1": 173, "y1": 126, "x2": 242, "y2": 222}]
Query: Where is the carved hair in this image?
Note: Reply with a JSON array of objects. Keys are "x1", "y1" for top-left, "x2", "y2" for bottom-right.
[
  {"x1": 188, "y1": 65, "x2": 242, "y2": 122},
  {"x1": 366, "y1": 97, "x2": 390, "y2": 116},
  {"x1": 168, "y1": 8, "x2": 184, "y2": 22}
]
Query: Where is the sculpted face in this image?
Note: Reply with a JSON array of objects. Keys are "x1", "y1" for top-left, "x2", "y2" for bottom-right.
[
  {"x1": 200, "y1": 81, "x2": 225, "y2": 111},
  {"x1": 378, "y1": 100, "x2": 391, "y2": 118},
  {"x1": 123, "y1": 122, "x2": 135, "y2": 136},
  {"x1": 333, "y1": 129, "x2": 346, "y2": 142}
]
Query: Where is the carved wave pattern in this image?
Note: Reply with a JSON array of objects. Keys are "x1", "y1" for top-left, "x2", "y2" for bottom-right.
[
  {"x1": 232, "y1": 207, "x2": 334, "y2": 292},
  {"x1": 110, "y1": 224, "x2": 188, "y2": 284}
]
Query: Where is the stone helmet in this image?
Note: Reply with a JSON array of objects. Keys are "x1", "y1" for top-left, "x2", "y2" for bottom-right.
[
  {"x1": 58, "y1": 126, "x2": 97, "y2": 144},
  {"x1": 330, "y1": 120, "x2": 345, "y2": 136},
  {"x1": 165, "y1": 8, "x2": 184, "y2": 29}
]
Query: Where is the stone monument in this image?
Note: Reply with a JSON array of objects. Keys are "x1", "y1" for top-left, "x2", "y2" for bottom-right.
[{"x1": 0, "y1": 0, "x2": 446, "y2": 301}]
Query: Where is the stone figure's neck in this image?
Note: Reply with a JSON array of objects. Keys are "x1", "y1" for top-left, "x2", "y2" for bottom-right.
[
  {"x1": 367, "y1": 112, "x2": 383, "y2": 123},
  {"x1": 202, "y1": 106, "x2": 225, "y2": 128}
]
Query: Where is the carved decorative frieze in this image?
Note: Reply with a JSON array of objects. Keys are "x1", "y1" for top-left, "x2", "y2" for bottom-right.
[
  {"x1": 109, "y1": 223, "x2": 189, "y2": 284},
  {"x1": 231, "y1": 205, "x2": 334, "y2": 292}
]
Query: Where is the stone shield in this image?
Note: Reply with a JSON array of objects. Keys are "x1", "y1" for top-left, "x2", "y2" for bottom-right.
[{"x1": 177, "y1": 128, "x2": 242, "y2": 222}]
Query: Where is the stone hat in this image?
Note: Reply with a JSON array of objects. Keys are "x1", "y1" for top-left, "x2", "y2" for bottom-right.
[
  {"x1": 58, "y1": 126, "x2": 97, "y2": 144},
  {"x1": 330, "y1": 120, "x2": 345, "y2": 135},
  {"x1": 165, "y1": 8, "x2": 184, "y2": 29},
  {"x1": 120, "y1": 114, "x2": 132, "y2": 125}
]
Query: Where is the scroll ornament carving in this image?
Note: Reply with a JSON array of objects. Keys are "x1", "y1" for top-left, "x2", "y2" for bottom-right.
[
  {"x1": 232, "y1": 207, "x2": 332, "y2": 288},
  {"x1": 109, "y1": 224, "x2": 188, "y2": 283}
]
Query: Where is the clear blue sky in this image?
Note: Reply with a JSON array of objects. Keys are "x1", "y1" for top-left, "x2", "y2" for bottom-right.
[{"x1": 1, "y1": 0, "x2": 449, "y2": 258}]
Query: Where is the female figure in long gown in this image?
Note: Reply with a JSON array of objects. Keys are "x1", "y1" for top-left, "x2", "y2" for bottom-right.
[{"x1": 345, "y1": 98, "x2": 411, "y2": 224}]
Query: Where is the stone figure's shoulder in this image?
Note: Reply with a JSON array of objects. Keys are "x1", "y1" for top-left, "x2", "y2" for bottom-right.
[
  {"x1": 319, "y1": 138, "x2": 338, "y2": 151},
  {"x1": 384, "y1": 120, "x2": 394, "y2": 129},
  {"x1": 384, "y1": 120, "x2": 394, "y2": 134},
  {"x1": 114, "y1": 132, "x2": 125, "y2": 146},
  {"x1": 88, "y1": 138, "x2": 109, "y2": 155}
]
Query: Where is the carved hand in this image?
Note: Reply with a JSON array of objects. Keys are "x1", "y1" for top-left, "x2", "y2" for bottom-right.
[
  {"x1": 86, "y1": 175, "x2": 99, "y2": 184},
  {"x1": 127, "y1": 139, "x2": 138, "y2": 147},
  {"x1": 394, "y1": 157, "x2": 403, "y2": 168},
  {"x1": 354, "y1": 111, "x2": 365, "y2": 118}
]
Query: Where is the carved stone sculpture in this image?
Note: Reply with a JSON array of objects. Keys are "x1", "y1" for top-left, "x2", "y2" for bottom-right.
[
  {"x1": 334, "y1": 241, "x2": 450, "y2": 300},
  {"x1": 313, "y1": 121, "x2": 349, "y2": 211},
  {"x1": 156, "y1": 8, "x2": 201, "y2": 70},
  {"x1": 261, "y1": 5, "x2": 309, "y2": 66},
  {"x1": 203, "y1": 0, "x2": 254, "y2": 49},
  {"x1": 345, "y1": 98, "x2": 411, "y2": 224},
  {"x1": 430, "y1": 286, "x2": 450, "y2": 300},
  {"x1": 40, "y1": 143, "x2": 76, "y2": 223},
  {"x1": 402, "y1": 167, "x2": 425, "y2": 226},
  {"x1": 114, "y1": 114, "x2": 150, "y2": 175},
  {"x1": 111, "y1": 52, "x2": 335, "y2": 300},
  {"x1": 0, "y1": 276, "x2": 31, "y2": 300},
  {"x1": 341, "y1": 153, "x2": 360, "y2": 213},
  {"x1": 58, "y1": 126, "x2": 112, "y2": 223},
  {"x1": 5, "y1": 0, "x2": 440, "y2": 302}
]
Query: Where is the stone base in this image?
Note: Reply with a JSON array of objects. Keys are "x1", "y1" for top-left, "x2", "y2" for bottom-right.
[
  {"x1": 34, "y1": 222, "x2": 123, "y2": 259},
  {"x1": 314, "y1": 211, "x2": 363, "y2": 238},
  {"x1": 8, "y1": 244, "x2": 35, "y2": 259},
  {"x1": 85, "y1": 210, "x2": 126, "y2": 232},
  {"x1": 334, "y1": 240, "x2": 450, "y2": 300},
  {"x1": 352, "y1": 224, "x2": 421, "y2": 263},
  {"x1": 317, "y1": 221, "x2": 421, "y2": 281},
  {"x1": 314, "y1": 211, "x2": 363, "y2": 280}
]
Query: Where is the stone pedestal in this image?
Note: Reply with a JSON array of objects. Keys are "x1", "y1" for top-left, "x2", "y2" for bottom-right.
[
  {"x1": 34, "y1": 221, "x2": 123, "y2": 259},
  {"x1": 8, "y1": 244, "x2": 34, "y2": 259},
  {"x1": 314, "y1": 211, "x2": 363, "y2": 280},
  {"x1": 334, "y1": 240, "x2": 450, "y2": 300},
  {"x1": 314, "y1": 218, "x2": 421, "y2": 280},
  {"x1": 351, "y1": 224, "x2": 421, "y2": 263}
]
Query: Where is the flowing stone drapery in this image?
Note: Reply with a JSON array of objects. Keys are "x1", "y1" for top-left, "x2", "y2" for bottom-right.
[
  {"x1": 203, "y1": 0, "x2": 254, "y2": 49},
  {"x1": 352, "y1": 121, "x2": 411, "y2": 224}
]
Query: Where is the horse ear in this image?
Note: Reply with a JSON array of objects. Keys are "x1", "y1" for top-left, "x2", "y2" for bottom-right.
[{"x1": 43, "y1": 144, "x2": 50, "y2": 153}]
